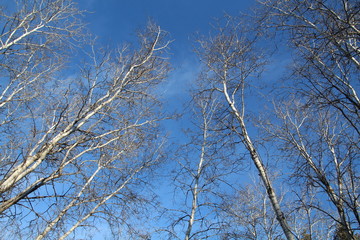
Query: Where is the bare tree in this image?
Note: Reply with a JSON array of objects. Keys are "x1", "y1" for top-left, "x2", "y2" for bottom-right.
[
  {"x1": 262, "y1": 100, "x2": 360, "y2": 239},
  {"x1": 290, "y1": 186, "x2": 337, "y2": 239},
  {"x1": 220, "y1": 176, "x2": 284, "y2": 240},
  {"x1": 195, "y1": 16, "x2": 296, "y2": 240},
  {"x1": 166, "y1": 89, "x2": 241, "y2": 240},
  {"x1": 181, "y1": 94, "x2": 221, "y2": 240},
  {"x1": 258, "y1": 0, "x2": 360, "y2": 135},
  {"x1": 256, "y1": 0, "x2": 360, "y2": 238},
  {"x1": 0, "y1": 0, "x2": 171, "y2": 238},
  {"x1": 0, "y1": 0, "x2": 83, "y2": 111}
]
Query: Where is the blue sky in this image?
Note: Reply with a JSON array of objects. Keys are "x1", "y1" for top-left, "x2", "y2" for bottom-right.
[
  {"x1": 75, "y1": 0, "x2": 257, "y2": 88},
  {"x1": 75, "y1": 0, "x2": 258, "y2": 142},
  {"x1": 76, "y1": 0, "x2": 255, "y2": 48}
]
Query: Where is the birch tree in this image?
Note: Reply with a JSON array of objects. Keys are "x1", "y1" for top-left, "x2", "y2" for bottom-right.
[
  {"x1": 258, "y1": 0, "x2": 360, "y2": 135},
  {"x1": 195, "y1": 16, "x2": 296, "y2": 240},
  {"x1": 0, "y1": 0, "x2": 83, "y2": 111},
  {"x1": 181, "y1": 94, "x2": 220, "y2": 240},
  {"x1": 0, "y1": 0, "x2": 171, "y2": 238},
  {"x1": 256, "y1": 0, "x2": 360, "y2": 238},
  {"x1": 220, "y1": 177, "x2": 284, "y2": 240},
  {"x1": 168, "y1": 90, "x2": 241, "y2": 240},
  {"x1": 262, "y1": 100, "x2": 360, "y2": 239}
]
